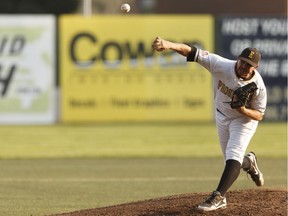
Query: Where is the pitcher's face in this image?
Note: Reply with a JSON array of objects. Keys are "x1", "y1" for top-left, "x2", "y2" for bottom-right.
[{"x1": 235, "y1": 59, "x2": 256, "y2": 80}]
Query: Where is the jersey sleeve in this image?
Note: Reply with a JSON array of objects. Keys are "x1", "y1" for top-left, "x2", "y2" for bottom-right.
[
  {"x1": 252, "y1": 82, "x2": 267, "y2": 114},
  {"x1": 248, "y1": 71, "x2": 267, "y2": 114},
  {"x1": 187, "y1": 48, "x2": 223, "y2": 73}
]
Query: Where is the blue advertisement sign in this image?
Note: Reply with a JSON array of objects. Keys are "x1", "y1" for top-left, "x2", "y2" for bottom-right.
[{"x1": 216, "y1": 17, "x2": 287, "y2": 121}]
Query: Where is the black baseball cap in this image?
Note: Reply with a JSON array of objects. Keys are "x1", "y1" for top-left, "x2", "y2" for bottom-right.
[{"x1": 238, "y1": 47, "x2": 261, "y2": 67}]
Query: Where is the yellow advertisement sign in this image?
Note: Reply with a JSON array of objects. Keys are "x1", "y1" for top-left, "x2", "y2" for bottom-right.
[{"x1": 59, "y1": 15, "x2": 213, "y2": 122}]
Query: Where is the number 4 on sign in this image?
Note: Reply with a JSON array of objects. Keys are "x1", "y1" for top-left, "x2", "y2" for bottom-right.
[{"x1": 0, "y1": 64, "x2": 16, "y2": 97}]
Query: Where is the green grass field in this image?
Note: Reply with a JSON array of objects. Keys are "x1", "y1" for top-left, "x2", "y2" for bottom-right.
[{"x1": 0, "y1": 122, "x2": 286, "y2": 216}]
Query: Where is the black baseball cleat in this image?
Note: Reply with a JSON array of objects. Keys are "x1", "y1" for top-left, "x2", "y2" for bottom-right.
[
  {"x1": 243, "y1": 152, "x2": 264, "y2": 186},
  {"x1": 197, "y1": 191, "x2": 227, "y2": 211}
]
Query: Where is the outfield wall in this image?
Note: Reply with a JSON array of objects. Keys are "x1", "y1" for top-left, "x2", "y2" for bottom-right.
[{"x1": 0, "y1": 15, "x2": 286, "y2": 124}]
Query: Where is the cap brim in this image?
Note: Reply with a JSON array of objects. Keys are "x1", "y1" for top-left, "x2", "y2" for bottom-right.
[{"x1": 239, "y1": 57, "x2": 258, "y2": 67}]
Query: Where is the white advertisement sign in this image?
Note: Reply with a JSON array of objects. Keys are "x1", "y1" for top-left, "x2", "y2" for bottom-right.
[{"x1": 0, "y1": 15, "x2": 56, "y2": 124}]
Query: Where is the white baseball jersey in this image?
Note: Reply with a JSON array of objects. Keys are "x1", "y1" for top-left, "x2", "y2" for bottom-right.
[
  {"x1": 194, "y1": 49, "x2": 267, "y2": 119},
  {"x1": 189, "y1": 49, "x2": 267, "y2": 163}
]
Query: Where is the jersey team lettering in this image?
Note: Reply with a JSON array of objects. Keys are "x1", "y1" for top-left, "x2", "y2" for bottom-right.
[{"x1": 218, "y1": 80, "x2": 234, "y2": 98}]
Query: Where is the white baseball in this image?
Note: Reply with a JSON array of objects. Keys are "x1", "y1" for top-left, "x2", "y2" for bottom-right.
[{"x1": 121, "y1": 3, "x2": 130, "y2": 13}]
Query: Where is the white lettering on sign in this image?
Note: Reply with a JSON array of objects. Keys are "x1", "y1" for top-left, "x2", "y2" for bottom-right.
[
  {"x1": 260, "y1": 18, "x2": 287, "y2": 36},
  {"x1": 221, "y1": 18, "x2": 259, "y2": 36}
]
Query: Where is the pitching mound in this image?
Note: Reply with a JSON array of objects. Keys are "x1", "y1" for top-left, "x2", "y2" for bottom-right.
[{"x1": 52, "y1": 189, "x2": 287, "y2": 216}]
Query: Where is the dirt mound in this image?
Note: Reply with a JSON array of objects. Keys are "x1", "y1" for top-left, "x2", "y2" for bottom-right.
[{"x1": 52, "y1": 189, "x2": 287, "y2": 216}]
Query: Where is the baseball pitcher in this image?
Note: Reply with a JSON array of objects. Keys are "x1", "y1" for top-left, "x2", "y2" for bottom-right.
[{"x1": 152, "y1": 37, "x2": 267, "y2": 212}]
